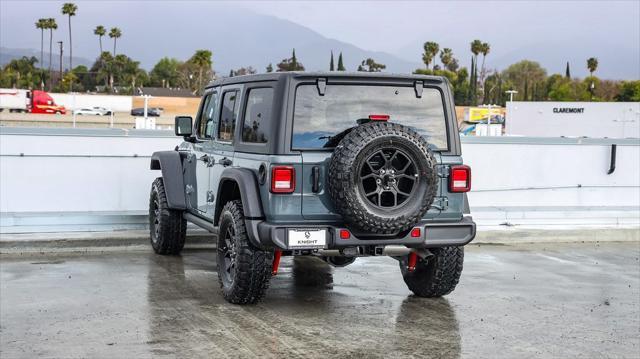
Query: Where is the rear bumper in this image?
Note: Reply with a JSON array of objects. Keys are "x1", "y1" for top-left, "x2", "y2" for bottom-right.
[{"x1": 245, "y1": 216, "x2": 476, "y2": 251}]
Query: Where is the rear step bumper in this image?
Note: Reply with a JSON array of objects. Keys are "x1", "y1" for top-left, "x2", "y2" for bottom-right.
[{"x1": 245, "y1": 216, "x2": 476, "y2": 251}]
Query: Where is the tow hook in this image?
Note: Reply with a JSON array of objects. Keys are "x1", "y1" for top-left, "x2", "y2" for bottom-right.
[
  {"x1": 272, "y1": 250, "x2": 282, "y2": 276},
  {"x1": 408, "y1": 252, "x2": 418, "y2": 272}
]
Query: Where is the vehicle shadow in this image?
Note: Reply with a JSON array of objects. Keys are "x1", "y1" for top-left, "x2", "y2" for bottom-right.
[{"x1": 392, "y1": 296, "x2": 461, "y2": 358}]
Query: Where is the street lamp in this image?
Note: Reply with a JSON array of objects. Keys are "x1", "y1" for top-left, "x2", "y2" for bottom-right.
[{"x1": 505, "y1": 90, "x2": 518, "y2": 102}]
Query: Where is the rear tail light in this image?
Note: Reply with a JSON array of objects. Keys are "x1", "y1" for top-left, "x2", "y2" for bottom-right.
[
  {"x1": 271, "y1": 166, "x2": 295, "y2": 193},
  {"x1": 449, "y1": 165, "x2": 471, "y2": 192}
]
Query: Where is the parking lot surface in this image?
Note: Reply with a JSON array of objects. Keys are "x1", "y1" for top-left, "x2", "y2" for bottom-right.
[{"x1": 1, "y1": 242, "x2": 638, "y2": 358}]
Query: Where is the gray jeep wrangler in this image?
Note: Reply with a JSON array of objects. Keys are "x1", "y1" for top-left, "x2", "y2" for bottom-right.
[{"x1": 149, "y1": 72, "x2": 475, "y2": 304}]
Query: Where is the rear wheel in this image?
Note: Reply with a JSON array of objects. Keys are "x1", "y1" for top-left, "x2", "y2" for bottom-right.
[
  {"x1": 217, "y1": 200, "x2": 273, "y2": 304},
  {"x1": 400, "y1": 246, "x2": 464, "y2": 297},
  {"x1": 149, "y1": 177, "x2": 186, "y2": 255}
]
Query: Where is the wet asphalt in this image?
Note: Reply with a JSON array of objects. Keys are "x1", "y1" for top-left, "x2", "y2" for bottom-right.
[{"x1": 1, "y1": 242, "x2": 639, "y2": 358}]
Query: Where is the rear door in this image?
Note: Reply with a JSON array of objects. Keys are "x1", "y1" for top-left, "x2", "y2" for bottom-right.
[{"x1": 209, "y1": 87, "x2": 241, "y2": 210}]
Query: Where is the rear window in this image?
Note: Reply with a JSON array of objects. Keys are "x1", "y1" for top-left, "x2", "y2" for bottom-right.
[{"x1": 292, "y1": 84, "x2": 448, "y2": 150}]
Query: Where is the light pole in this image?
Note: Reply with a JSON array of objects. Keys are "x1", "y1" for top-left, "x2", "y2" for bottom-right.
[
  {"x1": 57, "y1": 41, "x2": 63, "y2": 87},
  {"x1": 505, "y1": 90, "x2": 518, "y2": 102}
]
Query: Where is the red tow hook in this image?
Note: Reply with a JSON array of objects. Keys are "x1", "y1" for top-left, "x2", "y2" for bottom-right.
[
  {"x1": 407, "y1": 251, "x2": 418, "y2": 272},
  {"x1": 272, "y1": 250, "x2": 282, "y2": 276}
]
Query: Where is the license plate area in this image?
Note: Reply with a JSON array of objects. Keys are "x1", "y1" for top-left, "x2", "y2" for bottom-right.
[{"x1": 287, "y1": 228, "x2": 327, "y2": 249}]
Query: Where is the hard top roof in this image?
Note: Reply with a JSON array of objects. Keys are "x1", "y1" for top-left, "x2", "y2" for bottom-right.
[{"x1": 206, "y1": 72, "x2": 444, "y2": 88}]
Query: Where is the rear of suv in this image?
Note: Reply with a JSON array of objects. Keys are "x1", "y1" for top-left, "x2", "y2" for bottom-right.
[{"x1": 149, "y1": 72, "x2": 475, "y2": 304}]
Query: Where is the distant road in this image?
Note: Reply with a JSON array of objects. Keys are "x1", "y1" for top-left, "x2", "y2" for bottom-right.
[{"x1": 0, "y1": 112, "x2": 175, "y2": 129}]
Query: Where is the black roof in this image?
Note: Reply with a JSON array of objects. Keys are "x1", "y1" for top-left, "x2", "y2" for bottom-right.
[{"x1": 206, "y1": 72, "x2": 444, "y2": 88}]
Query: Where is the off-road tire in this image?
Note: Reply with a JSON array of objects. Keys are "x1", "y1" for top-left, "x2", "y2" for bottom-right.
[
  {"x1": 217, "y1": 200, "x2": 273, "y2": 304},
  {"x1": 149, "y1": 177, "x2": 186, "y2": 255},
  {"x1": 400, "y1": 246, "x2": 464, "y2": 297},
  {"x1": 328, "y1": 122, "x2": 438, "y2": 234}
]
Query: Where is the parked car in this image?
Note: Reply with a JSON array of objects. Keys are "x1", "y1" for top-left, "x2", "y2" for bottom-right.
[
  {"x1": 73, "y1": 107, "x2": 111, "y2": 116},
  {"x1": 149, "y1": 72, "x2": 475, "y2": 304},
  {"x1": 131, "y1": 107, "x2": 161, "y2": 117}
]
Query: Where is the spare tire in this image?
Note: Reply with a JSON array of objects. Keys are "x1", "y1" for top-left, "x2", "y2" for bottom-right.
[{"x1": 328, "y1": 122, "x2": 438, "y2": 234}]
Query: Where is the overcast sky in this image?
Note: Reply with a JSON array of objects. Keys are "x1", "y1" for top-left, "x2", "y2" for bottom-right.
[
  {"x1": 239, "y1": 0, "x2": 639, "y2": 55},
  {"x1": 1, "y1": 0, "x2": 639, "y2": 78}
]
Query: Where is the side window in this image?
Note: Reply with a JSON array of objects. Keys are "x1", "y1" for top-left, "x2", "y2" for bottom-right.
[
  {"x1": 197, "y1": 92, "x2": 218, "y2": 139},
  {"x1": 218, "y1": 90, "x2": 239, "y2": 141},
  {"x1": 242, "y1": 88, "x2": 273, "y2": 143}
]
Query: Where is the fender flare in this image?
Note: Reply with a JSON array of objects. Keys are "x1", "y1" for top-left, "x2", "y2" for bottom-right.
[
  {"x1": 150, "y1": 151, "x2": 186, "y2": 210},
  {"x1": 214, "y1": 167, "x2": 265, "y2": 225}
]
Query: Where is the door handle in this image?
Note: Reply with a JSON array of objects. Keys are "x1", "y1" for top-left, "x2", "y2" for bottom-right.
[
  {"x1": 220, "y1": 157, "x2": 233, "y2": 167},
  {"x1": 199, "y1": 154, "x2": 214, "y2": 167}
]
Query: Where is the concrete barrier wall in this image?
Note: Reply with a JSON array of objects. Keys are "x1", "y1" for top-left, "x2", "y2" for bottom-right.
[
  {"x1": 49, "y1": 93, "x2": 133, "y2": 112},
  {"x1": 1, "y1": 127, "x2": 638, "y2": 232}
]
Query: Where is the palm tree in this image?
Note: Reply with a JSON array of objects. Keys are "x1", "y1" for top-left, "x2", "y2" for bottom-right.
[
  {"x1": 439, "y1": 48, "x2": 453, "y2": 70},
  {"x1": 45, "y1": 18, "x2": 58, "y2": 90},
  {"x1": 61, "y1": 3, "x2": 77, "y2": 71},
  {"x1": 94, "y1": 25, "x2": 106, "y2": 55},
  {"x1": 587, "y1": 57, "x2": 598, "y2": 76},
  {"x1": 35, "y1": 19, "x2": 47, "y2": 71},
  {"x1": 189, "y1": 49, "x2": 213, "y2": 92},
  {"x1": 422, "y1": 41, "x2": 439, "y2": 70},
  {"x1": 479, "y1": 42, "x2": 491, "y2": 83},
  {"x1": 109, "y1": 27, "x2": 122, "y2": 55}
]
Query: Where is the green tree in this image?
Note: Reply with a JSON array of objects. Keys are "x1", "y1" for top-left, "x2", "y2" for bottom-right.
[
  {"x1": 109, "y1": 27, "x2": 122, "y2": 55},
  {"x1": 502, "y1": 60, "x2": 547, "y2": 101},
  {"x1": 58, "y1": 71, "x2": 77, "y2": 92},
  {"x1": 337, "y1": 52, "x2": 346, "y2": 71},
  {"x1": 615, "y1": 81, "x2": 640, "y2": 101},
  {"x1": 71, "y1": 65, "x2": 91, "y2": 92},
  {"x1": 587, "y1": 57, "x2": 598, "y2": 76},
  {"x1": 149, "y1": 57, "x2": 180, "y2": 87},
  {"x1": 276, "y1": 49, "x2": 305, "y2": 72},
  {"x1": 94, "y1": 25, "x2": 106, "y2": 55},
  {"x1": 266, "y1": 63, "x2": 273, "y2": 73},
  {"x1": 61, "y1": 3, "x2": 77, "y2": 71},
  {"x1": 422, "y1": 41, "x2": 439, "y2": 69},
  {"x1": 357, "y1": 58, "x2": 386, "y2": 72},
  {"x1": 329, "y1": 51, "x2": 335, "y2": 71},
  {"x1": 565, "y1": 61, "x2": 571, "y2": 79},
  {"x1": 1, "y1": 56, "x2": 40, "y2": 89}
]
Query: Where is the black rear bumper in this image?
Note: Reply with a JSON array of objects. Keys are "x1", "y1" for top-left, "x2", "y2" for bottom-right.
[{"x1": 245, "y1": 216, "x2": 476, "y2": 251}]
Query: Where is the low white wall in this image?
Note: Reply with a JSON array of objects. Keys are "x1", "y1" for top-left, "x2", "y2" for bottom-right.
[
  {"x1": 49, "y1": 93, "x2": 133, "y2": 112},
  {"x1": 1, "y1": 128, "x2": 638, "y2": 232}
]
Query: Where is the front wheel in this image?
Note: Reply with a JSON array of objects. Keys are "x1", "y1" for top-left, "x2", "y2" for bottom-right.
[
  {"x1": 217, "y1": 200, "x2": 273, "y2": 304},
  {"x1": 400, "y1": 246, "x2": 464, "y2": 297}
]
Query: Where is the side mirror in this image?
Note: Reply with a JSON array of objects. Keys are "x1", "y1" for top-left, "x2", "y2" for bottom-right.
[{"x1": 175, "y1": 116, "x2": 193, "y2": 137}]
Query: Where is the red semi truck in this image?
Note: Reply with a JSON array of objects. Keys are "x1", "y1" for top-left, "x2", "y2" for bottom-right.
[{"x1": 0, "y1": 89, "x2": 67, "y2": 114}]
